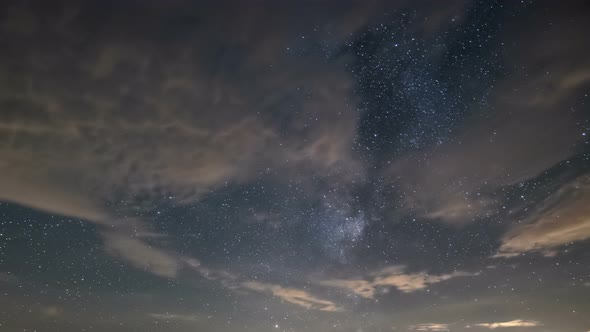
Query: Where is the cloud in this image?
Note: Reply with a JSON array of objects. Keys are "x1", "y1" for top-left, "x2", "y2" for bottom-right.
[
  {"x1": 318, "y1": 279, "x2": 376, "y2": 299},
  {"x1": 0, "y1": 165, "x2": 191, "y2": 280},
  {"x1": 101, "y1": 230, "x2": 242, "y2": 283},
  {"x1": 183, "y1": 257, "x2": 238, "y2": 289},
  {"x1": 0, "y1": 0, "x2": 470, "y2": 229},
  {"x1": 318, "y1": 266, "x2": 478, "y2": 298},
  {"x1": 242, "y1": 281, "x2": 342, "y2": 312},
  {"x1": 496, "y1": 176, "x2": 590, "y2": 257},
  {"x1": 0, "y1": 172, "x2": 108, "y2": 224},
  {"x1": 149, "y1": 313, "x2": 200, "y2": 322},
  {"x1": 0, "y1": 1, "x2": 376, "y2": 290},
  {"x1": 0, "y1": 0, "x2": 372, "y2": 285},
  {"x1": 0, "y1": 2, "x2": 472, "y2": 287},
  {"x1": 386, "y1": 3, "x2": 590, "y2": 224},
  {"x1": 410, "y1": 323, "x2": 449, "y2": 331},
  {"x1": 0, "y1": 1, "x2": 367, "y2": 213},
  {"x1": 101, "y1": 231, "x2": 181, "y2": 278},
  {"x1": 471, "y1": 320, "x2": 541, "y2": 329}
]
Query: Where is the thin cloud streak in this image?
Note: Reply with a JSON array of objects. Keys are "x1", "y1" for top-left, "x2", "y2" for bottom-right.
[
  {"x1": 470, "y1": 319, "x2": 541, "y2": 329},
  {"x1": 410, "y1": 323, "x2": 450, "y2": 331}
]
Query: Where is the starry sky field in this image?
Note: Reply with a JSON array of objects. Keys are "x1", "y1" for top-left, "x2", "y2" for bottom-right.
[{"x1": 0, "y1": 1, "x2": 589, "y2": 331}]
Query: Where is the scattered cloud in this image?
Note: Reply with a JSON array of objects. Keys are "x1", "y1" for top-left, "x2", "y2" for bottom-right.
[
  {"x1": 410, "y1": 323, "x2": 449, "y2": 331},
  {"x1": 496, "y1": 176, "x2": 590, "y2": 257},
  {"x1": 318, "y1": 266, "x2": 478, "y2": 298},
  {"x1": 0, "y1": 3, "x2": 588, "y2": 329},
  {"x1": 470, "y1": 319, "x2": 541, "y2": 329},
  {"x1": 242, "y1": 281, "x2": 342, "y2": 312}
]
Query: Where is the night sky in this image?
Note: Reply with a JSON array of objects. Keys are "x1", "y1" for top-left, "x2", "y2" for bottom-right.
[{"x1": 1, "y1": 1, "x2": 590, "y2": 331}]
